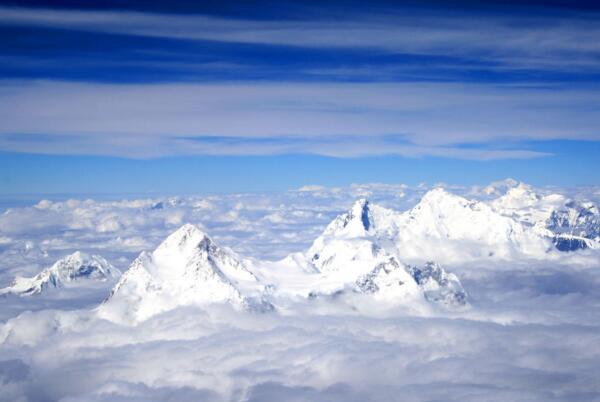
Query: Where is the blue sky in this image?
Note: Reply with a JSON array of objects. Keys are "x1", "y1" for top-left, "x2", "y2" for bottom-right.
[{"x1": 1, "y1": 0, "x2": 599, "y2": 194}]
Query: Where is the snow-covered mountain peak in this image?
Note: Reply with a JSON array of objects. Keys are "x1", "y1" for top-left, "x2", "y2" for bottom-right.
[
  {"x1": 420, "y1": 187, "x2": 456, "y2": 201},
  {"x1": 154, "y1": 223, "x2": 209, "y2": 255},
  {"x1": 50, "y1": 251, "x2": 119, "y2": 280},
  {"x1": 417, "y1": 187, "x2": 474, "y2": 210},
  {"x1": 493, "y1": 182, "x2": 544, "y2": 210},
  {"x1": 322, "y1": 198, "x2": 373, "y2": 237},
  {"x1": 98, "y1": 223, "x2": 269, "y2": 323},
  {"x1": 147, "y1": 223, "x2": 256, "y2": 283},
  {"x1": 308, "y1": 188, "x2": 552, "y2": 267},
  {"x1": 547, "y1": 200, "x2": 600, "y2": 250},
  {"x1": 407, "y1": 262, "x2": 467, "y2": 306},
  {"x1": 387, "y1": 187, "x2": 555, "y2": 261},
  {"x1": 294, "y1": 198, "x2": 469, "y2": 307},
  {"x1": 409, "y1": 187, "x2": 484, "y2": 221},
  {"x1": 1, "y1": 251, "x2": 120, "y2": 296},
  {"x1": 350, "y1": 197, "x2": 371, "y2": 229},
  {"x1": 482, "y1": 178, "x2": 520, "y2": 196}
]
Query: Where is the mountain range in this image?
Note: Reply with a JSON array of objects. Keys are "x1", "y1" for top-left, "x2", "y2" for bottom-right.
[{"x1": 4, "y1": 181, "x2": 599, "y2": 323}]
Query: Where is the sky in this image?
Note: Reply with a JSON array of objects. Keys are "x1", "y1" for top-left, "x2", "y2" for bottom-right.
[{"x1": 1, "y1": 0, "x2": 600, "y2": 194}]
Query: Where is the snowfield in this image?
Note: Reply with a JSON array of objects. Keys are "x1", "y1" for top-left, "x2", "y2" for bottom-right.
[{"x1": 1, "y1": 180, "x2": 600, "y2": 401}]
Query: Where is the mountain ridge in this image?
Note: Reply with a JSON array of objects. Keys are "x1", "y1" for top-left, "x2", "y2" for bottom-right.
[
  {"x1": 67, "y1": 182, "x2": 600, "y2": 322},
  {"x1": 0, "y1": 251, "x2": 120, "y2": 296}
]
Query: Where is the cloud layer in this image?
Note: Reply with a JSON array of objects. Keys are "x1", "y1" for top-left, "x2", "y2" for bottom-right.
[
  {"x1": 1, "y1": 182, "x2": 600, "y2": 401},
  {"x1": 2, "y1": 5, "x2": 600, "y2": 72},
  {"x1": 1, "y1": 4, "x2": 599, "y2": 159},
  {"x1": 1, "y1": 80, "x2": 599, "y2": 158}
]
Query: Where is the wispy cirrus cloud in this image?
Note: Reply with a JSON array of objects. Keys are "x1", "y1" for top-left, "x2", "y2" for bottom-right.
[
  {"x1": 0, "y1": 133, "x2": 550, "y2": 160},
  {"x1": 0, "y1": 80, "x2": 598, "y2": 159},
  {"x1": 1, "y1": 4, "x2": 599, "y2": 162},
  {"x1": 1, "y1": 5, "x2": 600, "y2": 72}
]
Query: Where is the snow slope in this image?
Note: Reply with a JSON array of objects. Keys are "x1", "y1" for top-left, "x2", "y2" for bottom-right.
[
  {"x1": 388, "y1": 188, "x2": 552, "y2": 261},
  {"x1": 30, "y1": 182, "x2": 600, "y2": 322},
  {"x1": 100, "y1": 212, "x2": 470, "y2": 323},
  {"x1": 271, "y1": 199, "x2": 468, "y2": 307},
  {"x1": 490, "y1": 182, "x2": 600, "y2": 250},
  {"x1": 0, "y1": 251, "x2": 120, "y2": 296},
  {"x1": 98, "y1": 224, "x2": 272, "y2": 323},
  {"x1": 306, "y1": 190, "x2": 552, "y2": 265}
]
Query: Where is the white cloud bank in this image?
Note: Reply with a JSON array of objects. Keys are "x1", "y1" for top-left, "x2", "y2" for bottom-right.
[
  {"x1": 1, "y1": 182, "x2": 600, "y2": 401},
  {"x1": 2, "y1": 300, "x2": 600, "y2": 402}
]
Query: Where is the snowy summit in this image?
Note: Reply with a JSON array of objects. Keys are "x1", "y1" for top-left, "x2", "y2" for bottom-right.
[
  {"x1": 98, "y1": 224, "x2": 271, "y2": 323},
  {"x1": 0, "y1": 251, "x2": 120, "y2": 296}
]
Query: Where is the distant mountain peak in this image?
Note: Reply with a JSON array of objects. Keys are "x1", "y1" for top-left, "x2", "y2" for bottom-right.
[
  {"x1": 410, "y1": 188, "x2": 479, "y2": 219},
  {"x1": 419, "y1": 187, "x2": 468, "y2": 206},
  {"x1": 490, "y1": 182, "x2": 547, "y2": 213},
  {"x1": 488, "y1": 182, "x2": 600, "y2": 251},
  {"x1": 482, "y1": 178, "x2": 520, "y2": 196},
  {"x1": 1, "y1": 251, "x2": 120, "y2": 296},
  {"x1": 504, "y1": 182, "x2": 539, "y2": 200},
  {"x1": 422, "y1": 187, "x2": 451, "y2": 197}
]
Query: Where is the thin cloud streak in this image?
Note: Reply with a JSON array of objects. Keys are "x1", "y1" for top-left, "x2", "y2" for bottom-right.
[
  {"x1": 0, "y1": 132, "x2": 550, "y2": 160},
  {"x1": 1, "y1": 6, "x2": 600, "y2": 72},
  {"x1": 0, "y1": 80, "x2": 596, "y2": 158}
]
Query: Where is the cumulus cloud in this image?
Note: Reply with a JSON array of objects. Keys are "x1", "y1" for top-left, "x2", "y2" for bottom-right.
[{"x1": 1, "y1": 290, "x2": 600, "y2": 401}]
